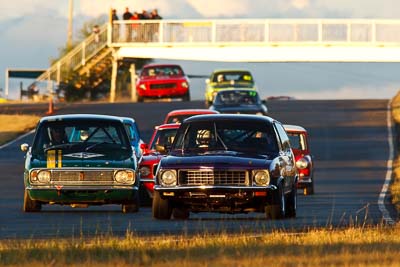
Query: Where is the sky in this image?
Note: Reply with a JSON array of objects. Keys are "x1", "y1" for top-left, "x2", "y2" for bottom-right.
[{"x1": 2, "y1": 0, "x2": 400, "y2": 100}]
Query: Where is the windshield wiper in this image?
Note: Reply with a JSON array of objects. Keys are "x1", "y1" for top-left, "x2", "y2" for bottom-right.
[
  {"x1": 85, "y1": 142, "x2": 113, "y2": 151},
  {"x1": 44, "y1": 143, "x2": 74, "y2": 152}
]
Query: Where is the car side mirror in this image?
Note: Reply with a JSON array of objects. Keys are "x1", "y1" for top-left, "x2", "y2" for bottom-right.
[
  {"x1": 140, "y1": 143, "x2": 149, "y2": 152},
  {"x1": 205, "y1": 78, "x2": 210, "y2": 84},
  {"x1": 20, "y1": 143, "x2": 29, "y2": 152}
]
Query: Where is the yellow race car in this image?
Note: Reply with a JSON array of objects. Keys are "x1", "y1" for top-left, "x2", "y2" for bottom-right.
[{"x1": 204, "y1": 69, "x2": 257, "y2": 107}]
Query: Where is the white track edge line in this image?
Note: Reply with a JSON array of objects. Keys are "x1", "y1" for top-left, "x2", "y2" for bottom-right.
[
  {"x1": 0, "y1": 129, "x2": 35, "y2": 150},
  {"x1": 378, "y1": 100, "x2": 396, "y2": 225}
]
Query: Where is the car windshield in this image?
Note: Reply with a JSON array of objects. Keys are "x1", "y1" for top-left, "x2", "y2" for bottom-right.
[
  {"x1": 142, "y1": 65, "x2": 184, "y2": 77},
  {"x1": 212, "y1": 71, "x2": 254, "y2": 84},
  {"x1": 215, "y1": 91, "x2": 260, "y2": 105},
  {"x1": 173, "y1": 120, "x2": 278, "y2": 154},
  {"x1": 287, "y1": 133, "x2": 307, "y2": 150},
  {"x1": 32, "y1": 120, "x2": 131, "y2": 156},
  {"x1": 150, "y1": 128, "x2": 178, "y2": 153}
]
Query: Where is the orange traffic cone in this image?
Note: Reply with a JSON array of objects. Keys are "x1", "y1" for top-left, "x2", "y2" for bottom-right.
[{"x1": 46, "y1": 97, "x2": 54, "y2": 115}]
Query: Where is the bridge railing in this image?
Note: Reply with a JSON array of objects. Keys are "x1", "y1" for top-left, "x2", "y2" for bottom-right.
[
  {"x1": 109, "y1": 19, "x2": 400, "y2": 46},
  {"x1": 37, "y1": 24, "x2": 108, "y2": 84}
]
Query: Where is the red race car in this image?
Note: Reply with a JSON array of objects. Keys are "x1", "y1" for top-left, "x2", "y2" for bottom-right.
[
  {"x1": 138, "y1": 123, "x2": 180, "y2": 204},
  {"x1": 284, "y1": 124, "x2": 314, "y2": 195},
  {"x1": 163, "y1": 109, "x2": 219, "y2": 124},
  {"x1": 135, "y1": 64, "x2": 190, "y2": 102}
]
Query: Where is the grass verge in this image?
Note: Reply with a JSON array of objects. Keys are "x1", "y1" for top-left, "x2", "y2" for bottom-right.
[
  {"x1": 391, "y1": 92, "x2": 400, "y2": 213},
  {"x1": 0, "y1": 115, "x2": 39, "y2": 145},
  {"x1": 0, "y1": 226, "x2": 399, "y2": 266}
]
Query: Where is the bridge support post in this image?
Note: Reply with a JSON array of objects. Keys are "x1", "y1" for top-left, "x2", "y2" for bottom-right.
[
  {"x1": 129, "y1": 64, "x2": 137, "y2": 102},
  {"x1": 110, "y1": 55, "x2": 118, "y2": 103}
]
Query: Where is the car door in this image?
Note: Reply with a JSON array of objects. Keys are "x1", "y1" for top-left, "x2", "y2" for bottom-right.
[
  {"x1": 273, "y1": 122, "x2": 296, "y2": 191},
  {"x1": 124, "y1": 122, "x2": 142, "y2": 159}
]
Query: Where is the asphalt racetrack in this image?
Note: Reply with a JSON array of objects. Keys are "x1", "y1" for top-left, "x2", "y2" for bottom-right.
[{"x1": 0, "y1": 99, "x2": 397, "y2": 238}]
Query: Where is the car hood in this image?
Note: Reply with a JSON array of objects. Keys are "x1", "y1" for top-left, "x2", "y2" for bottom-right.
[
  {"x1": 141, "y1": 153, "x2": 164, "y2": 164},
  {"x1": 161, "y1": 151, "x2": 273, "y2": 169},
  {"x1": 29, "y1": 150, "x2": 135, "y2": 168}
]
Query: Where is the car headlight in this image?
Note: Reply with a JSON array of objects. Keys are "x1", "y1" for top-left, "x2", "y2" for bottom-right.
[
  {"x1": 139, "y1": 166, "x2": 151, "y2": 177},
  {"x1": 296, "y1": 158, "x2": 309, "y2": 169},
  {"x1": 160, "y1": 170, "x2": 177, "y2": 186},
  {"x1": 37, "y1": 170, "x2": 51, "y2": 183},
  {"x1": 114, "y1": 170, "x2": 135, "y2": 184},
  {"x1": 139, "y1": 84, "x2": 146, "y2": 90},
  {"x1": 181, "y1": 81, "x2": 189, "y2": 88},
  {"x1": 253, "y1": 170, "x2": 270, "y2": 186}
]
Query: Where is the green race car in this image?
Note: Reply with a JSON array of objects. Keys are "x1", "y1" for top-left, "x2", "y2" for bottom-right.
[
  {"x1": 204, "y1": 69, "x2": 257, "y2": 107},
  {"x1": 21, "y1": 114, "x2": 140, "y2": 213}
]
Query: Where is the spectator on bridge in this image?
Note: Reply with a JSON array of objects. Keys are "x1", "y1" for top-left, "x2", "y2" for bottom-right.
[
  {"x1": 149, "y1": 9, "x2": 162, "y2": 41},
  {"x1": 139, "y1": 10, "x2": 150, "y2": 19},
  {"x1": 92, "y1": 24, "x2": 100, "y2": 43},
  {"x1": 111, "y1": 9, "x2": 119, "y2": 21},
  {"x1": 111, "y1": 9, "x2": 119, "y2": 42},
  {"x1": 150, "y1": 9, "x2": 162, "y2": 20},
  {"x1": 123, "y1": 7, "x2": 133, "y2": 41},
  {"x1": 130, "y1": 11, "x2": 140, "y2": 41}
]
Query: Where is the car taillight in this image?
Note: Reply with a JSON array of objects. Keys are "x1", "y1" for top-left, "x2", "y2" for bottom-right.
[{"x1": 298, "y1": 168, "x2": 310, "y2": 177}]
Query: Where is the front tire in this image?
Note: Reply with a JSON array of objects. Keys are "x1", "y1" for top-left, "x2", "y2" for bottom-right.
[
  {"x1": 182, "y1": 91, "x2": 191, "y2": 101},
  {"x1": 122, "y1": 193, "x2": 140, "y2": 213},
  {"x1": 304, "y1": 180, "x2": 315, "y2": 195},
  {"x1": 285, "y1": 184, "x2": 297, "y2": 218},
  {"x1": 265, "y1": 183, "x2": 285, "y2": 219},
  {"x1": 152, "y1": 191, "x2": 172, "y2": 220},
  {"x1": 23, "y1": 189, "x2": 41, "y2": 212}
]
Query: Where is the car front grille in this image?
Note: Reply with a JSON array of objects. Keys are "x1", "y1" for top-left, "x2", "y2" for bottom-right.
[
  {"x1": 178, "y1": 170, "x2": 249, "y2": 186},
  {"x1": 150, "y1": 83, "x2": 177, "y2": 90},
  {"x1": 50, "y1": 170, "x2": 114, "y2": 183}
]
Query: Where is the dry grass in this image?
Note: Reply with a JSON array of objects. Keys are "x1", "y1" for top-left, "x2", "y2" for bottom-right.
[
  {"x1": 391, "y1": 91, "x2": 400, "y2": 212},
  {"x1": 0, "y1": 115, "x2": 39, "y2": 145},
  {"x1": 0, "y1": 226, "x2": 399, "y2": 266}
]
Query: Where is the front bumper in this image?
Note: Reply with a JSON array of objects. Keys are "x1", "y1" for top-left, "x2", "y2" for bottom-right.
[
  {"x1": 27, "y1": 185, "x2": 138, "y2": 204},
  {"x1": 137, "y1": 88, "x2": 188, "y2": 98},
  {"x1": 154, "y1": 185, "x2": 278, "y2": 212}
]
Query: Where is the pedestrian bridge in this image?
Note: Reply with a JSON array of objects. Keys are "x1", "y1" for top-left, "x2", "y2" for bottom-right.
[
  {"x1": 33, "y1": 18, "x2": 400, "y2": 102},
  {"x1": 111, "y1": 19, "x2": 400, "y2": 62}
]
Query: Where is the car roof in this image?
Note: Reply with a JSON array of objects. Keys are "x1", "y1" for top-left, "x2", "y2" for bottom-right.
[
  {"x1": 183, "y1": 114, "x2": 275, "y2": 124},
  {"x1": 283, "y1": 124, "x2": 307, "y2": 133},
  {"x1": 142, "y1": 63, "x2": 182, "y2": 68},
  {"x1": 39, "y1": 114, "x2": 125, "y2": 123},
  {"x1": 166, "y1": 109, "x2": 219, "y2": 116},
  {"x1": 155, "y1": 123, "x2": 181, "y2": 130},
  {"x1": 121, "y1": 117, "x2": 137, "y2": 123},
  {"x1": 211, "y1": 69, "x2": 252, "y2": 74}
]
